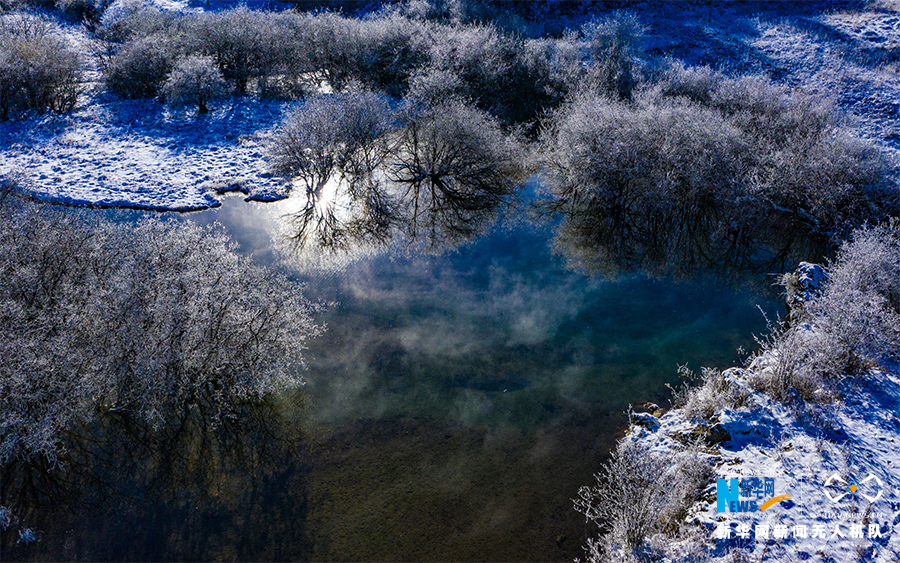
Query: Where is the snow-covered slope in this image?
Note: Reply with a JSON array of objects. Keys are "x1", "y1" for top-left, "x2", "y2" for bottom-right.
[{"x1": 628, "y1": 361, "x2": 900, "y2": 562}]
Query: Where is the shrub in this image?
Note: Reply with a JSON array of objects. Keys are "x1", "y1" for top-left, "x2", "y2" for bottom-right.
[
  {"x1": 352, "y1": 13, "x2": 433, "y2": 97},
  {"x1": 540, "y1": 62, "x2": 895, "y2": 278},
  {"x1": 669, "y1": 366, "x2": 750, "y2": 421},
  {"x1": 575, "y1": 439, "x2": 710, "y2": 560},
  {"x1": 267, "y1": 92, "x2": 397, "y2": 248},
  {"x1": 656, "y1": 66, "x2": 893, "y2": 235},
  {"x1": 255, "y1": 11, "x2": 318, "y2": 100},
  {"x1": 161, "y1": 54, "x2": 228, "y2": 113},
  {"x1": 539, "y1": 90, "x2": 749, "y2": 276},
  {"x1": 427, "y1": 23, "x2": 532, "y2": 121},
  {"x1": 0, "y1": 202, "x2": 323, "y2": 465},
  {"x1": 267, "y1": 94, "x2": 523, "y2": 249},
  {"x1": 406, "y1": 66, "x2": 467, "y2": 105},
  {"x1": 0, "y1": 13, "x2": 82, "y2": 119},
  {"x1": 97, "y1": 1, "x2": 177, "y2": 43},
  {"x1": 581, "y1": 11, "x2": 646, "y2": 100},
  {"x1": 388, "y1": 97, "x2": 523, "y2": 244},
  {"x1": 104, "y1": 33, "x2": 177, "y2": 98},
  {"x1": 750, "y1": 221, "x2": 900, "y2": 402},
  {"x1": 186, "y1": 8, "x2": 284, "y2": 95},
  {"x1": 54, "y1": 0, "x2": 111, "y2": 23}
]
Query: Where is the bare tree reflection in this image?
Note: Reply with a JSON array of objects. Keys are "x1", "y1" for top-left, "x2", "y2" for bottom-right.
[
  {"x1": 547, "y1": 196, "x2": 832, "y2": 284},
  {"x1": 267, "y1": 94, "x2": 523, "y2": 252}
]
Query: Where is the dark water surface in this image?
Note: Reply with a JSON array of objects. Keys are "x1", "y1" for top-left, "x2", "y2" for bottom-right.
[{"x1": 4, "y1": 195, "x2": 783, "y2": 562}]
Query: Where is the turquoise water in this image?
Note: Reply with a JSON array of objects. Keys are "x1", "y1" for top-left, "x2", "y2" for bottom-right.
[{"x1": 3, "y1": 195, "x2": 784, "y2": 561}]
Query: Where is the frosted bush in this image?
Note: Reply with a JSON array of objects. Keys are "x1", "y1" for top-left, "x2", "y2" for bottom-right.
[
  {"x1": 750, "y1": 221, "x2": 900, "y2": 401},
  {"x1": 104, "y1": 33, "x2": 176, "y2": 98},
  {"x1": 0, "y1": 202, "x2": 323, "y2": 465},
  {"x1": 388, "y1": 97, "x2": 523, "y2": 241},
  {"x1": 539, "y1": 90, "x2": 749, "y2": 275},
  {"x1": 540, "y1": 60, "x2": 895, "y2": 277},
  {"x1": 0, "y1": 13, "x2": 82, "y2": 119},
  {"x1": 575, "y1": 439, "x2": 710, "y2": 560},
  {"x1": 97, "y1": 2, "x2": 176, "y2": 43},
  {"x1": 161, "y1": 55, "x2": 228, "y2": 113},
  {"x1": 581, "y1": 11, "x2": 646, "y2": 100},
  {"x1": 267, "y1": 94, "x2": 523, "y2": 249},
  {"x1": 186, "y1": 8, "x2": 282, "y2": 95},
  {"x1": 267, "y1": 92, "x2": 396, "y2": 248},
  {"x1": 672, "y1": 367, "x2": 751, "y2": 421}
]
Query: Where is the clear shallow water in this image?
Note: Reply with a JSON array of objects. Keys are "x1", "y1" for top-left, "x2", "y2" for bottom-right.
[{"x1": 4, "y1": 195, "x2": 784, "y2": 562}]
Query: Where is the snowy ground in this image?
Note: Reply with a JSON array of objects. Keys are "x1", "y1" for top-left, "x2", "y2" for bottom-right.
[
  {"x1": 0, "y1": 96, "x2": 293, "y2": 211},
  {"x1": 629, "y1": 357, "x2": 900, "y2": 562}
]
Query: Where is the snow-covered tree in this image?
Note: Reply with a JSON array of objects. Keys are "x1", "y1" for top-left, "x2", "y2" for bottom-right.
[
  {"x1": 161, "y1": 54, "x2": 228, "y2": 113},
  {"x1": 104, "y1": 33, "x2": 176, "y2": 99},
  {"x1": 0, "y1": 13, "x2": 82, "y2": 119}
]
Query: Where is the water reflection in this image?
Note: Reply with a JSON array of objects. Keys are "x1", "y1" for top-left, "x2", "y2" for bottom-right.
[
  {"x1": 1, "y1": 397, "x2": 312, "y2": 561},
  {"x1": 543, "y1": 192, "x2": 833, "y2": 284},
  {"x1": 273, "y1": 97, "x2": 523, "y2": 253}
]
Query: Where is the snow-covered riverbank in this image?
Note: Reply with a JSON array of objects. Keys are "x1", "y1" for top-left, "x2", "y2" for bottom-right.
[
  {"x1": 624, "y1": 361, "x2": 900, "y2": 562},
  {"x1": 598, "y1": 251, "x2": 900, "y2": 562}
]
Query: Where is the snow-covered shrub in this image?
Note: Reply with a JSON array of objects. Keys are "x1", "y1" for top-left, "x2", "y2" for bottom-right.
[
  {"x1": 540, "y1": 61, "x2": 894, "y2": 277},
  {"x1": 581, "y1": 11, "x2": 646, "y2": 100},
  {"x1": 657, "y1": 61, "x2": 723, "y2": 105},
  {"x1": 96, "y1": 1, "x2": 176, "y2": 43},
  {"x1": 427, "y1": 22, "x2": 545, "y2": 122},
  {"x1": 0, "y1": 202, "x2": 323, "y2": 465},
  {"x1": 655, "y1": 65, "x2": 892, "y2": 236},
  {"x1": 255, "y1": 11, "x2": 318, "y2": 100},
  {"x1": 406, "y1": 66, "x2": 466, "y2": 105},
  {"x1": 54, "y1": 0, "x2": 111, "y2": 23},
  {"x1": 388, "y1": 97, "x2": 523, "y2": 243},
  {"x1": 104, "y1": 33, "x2": 176, "y2": 98},
  {"x1": 0, "y1": 14, "x2": 81, "y2": 119},
  {"x1": 161, "y1": 54, "x2": 228, "y2": 113},
  {"x1": 751, "y1": 221, "x2": 900, "y2": 402},
  {"x1": 185, "y1": 8, "x2": 283, "y2": 95},
  {"x1": 575, "y1": 439, "x2": 710, "y2": 561},
  {"x1": 538, "y1": 90, "x2": 748, "y2": 276},
  {"x1": 349, "y1": 13, "x2": 433, "y2": 97},
  {"x1": 670, "y1": 366, "x2": 750, "y2": 421},
  {"x1": 267, "y1": 92, "x2": 397, "y2": 248}
]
